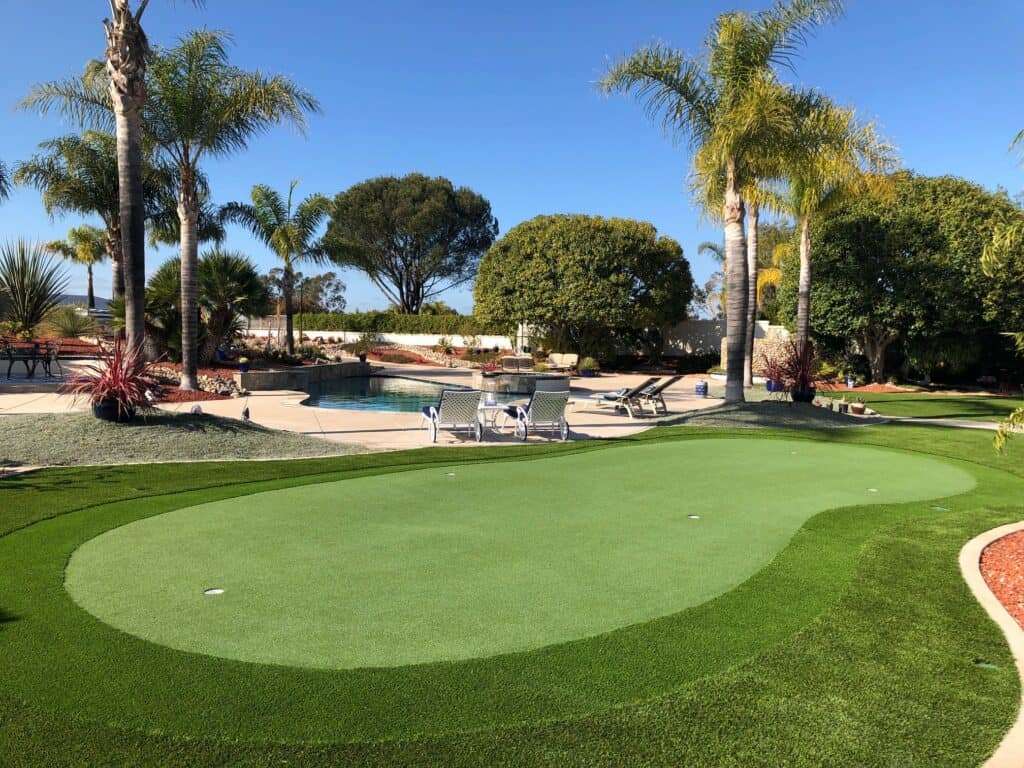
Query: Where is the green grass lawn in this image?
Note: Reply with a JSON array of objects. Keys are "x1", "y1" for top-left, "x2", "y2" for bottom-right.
[
  {"x1": 1, "y1": 425, "x2": 1022, "y2": 766},
  {"x1": 0, "y1": 412, "x2": 360, "y2": 467},
  {"x1": 835, "y1": 392, "x2": 1024, "y2": 421}
]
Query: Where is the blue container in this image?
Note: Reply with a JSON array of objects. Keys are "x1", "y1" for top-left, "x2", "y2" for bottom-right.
[{"x1": 695, "y1": 380, "x2": 709, "y2": 398}]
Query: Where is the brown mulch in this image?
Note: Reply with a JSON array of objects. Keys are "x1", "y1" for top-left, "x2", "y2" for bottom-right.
[
  {"x1": 981, "y1": 531, "x2": 1024, "y2": 629},
  {"x1": 817, "y1": 382, "x2": 918, "y2": 393},
  {"x1": 156, "y1": 389, "x2": 230, "y2": 404}
]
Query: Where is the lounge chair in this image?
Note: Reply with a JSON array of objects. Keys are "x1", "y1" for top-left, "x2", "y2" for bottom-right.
[
  {"x1": 505, "y1": 390, "x2": 570, "y2": 441},
  {"x1": 590, "y1": 377, "x2": 659, "y2": 418},
  {"x1": 422, "y1": 389, "x2": 484, "y2": 443},
  {"x1": 546, "y1": 353, "x2": 579, "y2": 372},
  {"x1": 637, "y1": 375, "x2": 683, "y2": 415}
]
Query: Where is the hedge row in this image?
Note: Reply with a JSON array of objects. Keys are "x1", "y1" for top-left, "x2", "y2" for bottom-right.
[{"x1": 278, "y1": 312, "x2": 505, "y2": 336}]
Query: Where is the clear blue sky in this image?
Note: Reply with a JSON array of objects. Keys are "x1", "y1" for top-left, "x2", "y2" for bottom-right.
[{"x1": 1, "y1": 1, "x2": 1021, "y2": 311}]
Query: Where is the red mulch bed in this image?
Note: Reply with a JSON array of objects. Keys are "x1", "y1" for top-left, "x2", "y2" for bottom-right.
[
  {"x1": 156, "y1": 389, "x2": 230, "y2": 404},
  {"x1": 981, "y1": 531, "x2": 1024, "y2": 629},
  {"x1": 817, "y1": 382, "x2": 917, "y2": 393}
]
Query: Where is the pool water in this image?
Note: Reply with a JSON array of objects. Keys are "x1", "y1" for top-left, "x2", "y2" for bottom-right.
[{"x1": 305, "y1": 376, "x2": 516, "y2": 413}]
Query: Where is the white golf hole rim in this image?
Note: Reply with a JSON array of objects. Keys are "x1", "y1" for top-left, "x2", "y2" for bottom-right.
[{"x1": 203, "y1": 587, "x2": 224, "y2": 596}]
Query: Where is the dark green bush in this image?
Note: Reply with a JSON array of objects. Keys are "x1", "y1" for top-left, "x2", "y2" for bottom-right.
[{"x1": 290, "y1": 312, "x2": 502, "y2": 335}]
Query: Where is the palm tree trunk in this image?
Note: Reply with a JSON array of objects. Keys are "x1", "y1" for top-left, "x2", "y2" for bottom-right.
[
  {"x1": 107, "y1": 227, "x2": 125, "y2": 302},
  {"x1": 86, "y1": 264, "x2": 95, "y2": 310},
  {"x1": 178, "y1": 175, "x2": 200, "y2": 390},
  {"x1": 722, "y1": 162, "x2": 747, "y2": 404},
  {"x1": 795, "y1": 216, "x2": 812, "y2": 350},
  {"x1": 743, "y1": 203, "x2": 759, "y2": 388},
  {"x1": 283, "y1": 262, "x2": 295, "y2": 355},
  {"x1": 105, "y1": 2, "x2": 149, "y2": 348}
]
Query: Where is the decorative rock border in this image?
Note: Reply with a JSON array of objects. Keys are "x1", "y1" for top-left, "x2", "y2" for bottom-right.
[{"x1": 960, "y1": 521, "x2": 1024, "y2": 768}]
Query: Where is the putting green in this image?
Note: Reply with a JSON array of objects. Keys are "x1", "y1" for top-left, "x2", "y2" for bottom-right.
[{"x1": 65, "y1": 438, "x2": 973, "y2": 669}]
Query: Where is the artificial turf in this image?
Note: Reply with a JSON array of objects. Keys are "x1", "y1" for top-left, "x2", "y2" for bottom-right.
[
  {"x1": 1, "y1": 424, "x2": 1022, "y2": 766},
  {"x1": 836, "y1": 392, "x2": 1024, "y2": 422},
  {"x1": 65, "y1": 438, "x2": 973, "y2": 669}
]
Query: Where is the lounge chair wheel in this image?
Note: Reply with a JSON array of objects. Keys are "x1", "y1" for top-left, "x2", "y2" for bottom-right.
[
  {"x1": 560, "y1": 420, "x2": 569, "y2": 441},
  {"x1": 429, "y1": 421, "x2": 438, "y2": 443},
  {"x1": 474, "y1": 420, "x2": 483, "y2": 442},
  {"x1": 515, "y1": 420, "x2": 527, "y2": 441}
]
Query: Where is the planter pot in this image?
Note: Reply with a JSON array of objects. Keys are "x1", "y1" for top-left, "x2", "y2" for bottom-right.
[
  {"x1": 837, "y1": 402, "x2": 850, "y2": 414},
  {"x1": 92, "y1": 399, "x2": 135, "y2": 423},
  {"x1": 849, "y1": 402, "x2": 866, "y2": 415},
  {"x1": 578, "y1": 369, "x2": 598, "y2": 378},
  {"x1": 238, "y1": 363, "x2": 250, "y2": 373},
  {"x1": 790, "y1": 387, "x2": 816, "y2": 404},
  {"x1": 358, "y1": 353, "x2": 367, "y2": 363}
]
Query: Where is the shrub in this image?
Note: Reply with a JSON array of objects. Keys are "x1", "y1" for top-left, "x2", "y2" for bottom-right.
[
  {"x1": 0, "y1": 240, "x2": 69, "y2": 338},
  {"x1": 436, "y1": 335, "x2": 454, "y2": 354},
  {"x1": 43, "y1": 306, "x2": 97, "y2": 338},
  {"x1": 757, "y1": 340, "x2": 828, "y2": 394},
  {"x1": 64, "y1": 340, "x2": 160, "y2": 418},
  {"x1": 578, "y1": 356, "x2": 600, "y2": 373},
  {"x1": 533, "y1": 362, "x2": 550, "y2": 372},
  {"x1": 672, "y1": 353, "x2": 720, "y2": 375},
  {"x1": 296, "y1": 342, "x2": 328, "y2": 361},
  {"x1": 286, "y1": 311, "x2": 501, "y2": 336}
]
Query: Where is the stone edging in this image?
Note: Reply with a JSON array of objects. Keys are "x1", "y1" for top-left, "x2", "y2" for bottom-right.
[{"x1": 960, "y1": 521, "x2": 1024, "y2": 767}]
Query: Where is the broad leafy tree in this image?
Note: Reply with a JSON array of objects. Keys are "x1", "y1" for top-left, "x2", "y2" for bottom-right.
[
  {"x1": 324, "y1": 174, "x2": 498, "y2": 315},
  {"x1": 474, "y1": 215, "x2": 694, "y2": 358},
  {"x1": 221, "y1": 181, "x2": 330, "y2": 354},
  {"x1": 600, "y1": 0, "x2": 843, "y2": 402},
  {"x1": 45, "y1": 226, "x2": 108, "y2": 309},
  {"x1": 779, "y1": 173, "x2": 1018, "y2": 381}
]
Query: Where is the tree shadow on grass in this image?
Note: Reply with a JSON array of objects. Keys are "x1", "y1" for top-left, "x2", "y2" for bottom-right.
[
  {"x1": 132, "y1": 412, "x2": 272, "y2": 435},
  {"x1": 0, "y1": 608, "x2": 20, "y2": 630}
]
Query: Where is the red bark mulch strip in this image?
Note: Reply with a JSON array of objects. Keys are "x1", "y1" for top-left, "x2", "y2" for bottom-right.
[
  {"x1": 156, "y1": 389, "x2": 230, "y2": 404},
  {"x1": 817, "y1": 382, "x2": 916, "y2": 393},
  {"x1": 981, "y1": 530, "x2": 1024, "y2": 629}
]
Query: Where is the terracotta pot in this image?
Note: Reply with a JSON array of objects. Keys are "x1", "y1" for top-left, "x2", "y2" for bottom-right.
[
  {"x1": 850, "y1": 402, "x2": 866, "y2": 415},
  {"x1": 791, "y1": 387, "x2": 816, "y2": 403}
]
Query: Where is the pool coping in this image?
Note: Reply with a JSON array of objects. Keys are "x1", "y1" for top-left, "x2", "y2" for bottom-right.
[{"x1": 960, "y1": 520, "x2": 1024, "y2": 768}]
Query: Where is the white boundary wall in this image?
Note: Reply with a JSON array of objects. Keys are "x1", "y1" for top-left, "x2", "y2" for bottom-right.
[{"x1": 245, "y1": 328, "x2": 515, "y2": 349}]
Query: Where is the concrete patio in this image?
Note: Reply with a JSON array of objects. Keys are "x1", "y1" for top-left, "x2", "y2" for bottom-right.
[{"x1": 1, "y1": 363, "x2": 722, "y2": 452}]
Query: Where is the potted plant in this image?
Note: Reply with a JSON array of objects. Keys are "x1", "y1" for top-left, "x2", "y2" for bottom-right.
[
  {"x1": 64, "y1": 339, "x2": 160, "y2": 423},
  {"x1": 578, "y1": 357, "x2": 600, "y2": 377},
  {"x1": 238, "y1": 356, "x2": 250, "y2": 373},
  {"x1": 849, "y1": 398, "x2": 867, "y2": 415}
]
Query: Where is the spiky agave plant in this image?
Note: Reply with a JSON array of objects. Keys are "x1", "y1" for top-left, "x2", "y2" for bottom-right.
[
  {"x1": 0, "y1": 240, "x2": 70, "y2": 338},
  {"x1": 64, "y1": 338, "x2": 160, "y2": 420}
]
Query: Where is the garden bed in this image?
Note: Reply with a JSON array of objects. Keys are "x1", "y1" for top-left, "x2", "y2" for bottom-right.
[{"x1": 981, "y1": 530, "x2": 1024, "y2": 629}]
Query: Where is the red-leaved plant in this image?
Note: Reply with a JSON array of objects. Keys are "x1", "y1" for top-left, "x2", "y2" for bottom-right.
[
  {"x1": 64, "y1": 340, "x2": 161, "y2": 418},
  {"x1": 758, "y1": 340, "x2": 827, "y2": 395}
]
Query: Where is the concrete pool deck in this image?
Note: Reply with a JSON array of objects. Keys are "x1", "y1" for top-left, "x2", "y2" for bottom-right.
[
  {"x1": 0, "y1": 364, "x2": 723, "y2": 452},
  {"x1": 158, "y1": 365, "x2": 724, "y2": 451}
]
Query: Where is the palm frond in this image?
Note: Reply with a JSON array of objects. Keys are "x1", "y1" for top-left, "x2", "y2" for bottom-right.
[
  {"x1": 599, "y1": 44, "x2": 715, "y2": 146},
  {"x1": 0, "y1": 161, "x2": 10, "y2": 202},
  {"x1": 20, "y1": 61, "x2": 114, "y2": 131}
]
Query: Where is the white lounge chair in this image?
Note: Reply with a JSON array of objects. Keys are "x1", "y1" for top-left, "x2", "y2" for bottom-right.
[
  {"x1": 505, "y1": 390, "x2": 570, "y2": 441},
  {"x1": 422, "y1": 389, "x2": 484, "y2": 443},
  {"x1": 546, "y1": 353, "x2": 579, "y2": 372}
]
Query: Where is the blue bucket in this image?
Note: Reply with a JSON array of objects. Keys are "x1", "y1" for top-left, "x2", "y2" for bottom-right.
[{"x1": 695, "y1": 380, "x2": 709, "y2": 398}]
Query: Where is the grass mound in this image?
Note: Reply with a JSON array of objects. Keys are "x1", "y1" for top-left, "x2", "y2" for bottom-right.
[
  {"x1": 0, "y1": 412, "x2": 360, "y2": 467},
  {"x1": 668, "y1": 400, "x2": 869, "y2": 429}
]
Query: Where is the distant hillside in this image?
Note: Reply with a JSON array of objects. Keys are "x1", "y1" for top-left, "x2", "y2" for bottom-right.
[{"x1": 59, "y1": 295, "x2": 111, "y2": 312}]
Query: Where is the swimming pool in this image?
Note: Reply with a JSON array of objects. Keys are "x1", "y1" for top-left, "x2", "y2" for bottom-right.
[{"x1": 305, "y1": 376, "x2": 517, "y2": 413}]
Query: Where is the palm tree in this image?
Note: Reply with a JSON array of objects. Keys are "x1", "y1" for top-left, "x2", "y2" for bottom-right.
[
  {"x1": 17, "y1": 132, "x2": 125, "y2": 299},
  {"x1": 221, "y1": 181, "x2": 330, "y2": 355},
  {"x1": 144, "y1": 31, "x2": 318, "y2": 389},
  {"x1": 600, "y1": 0, "x2": 844, "y2": 403},
  {"x1": 102, "y1": 0, "x2": 204, "y2": 348},
  {"x1": 45, "y1": 226, "x2": 108, "y2": 310},
  {"x1": 197, "y1": 249, "x2": 271, "y2": 360},
  {"x1": 697, "y1": 241, "x2": 726, "y2": 319},
  {"x1": 782, "y1": 101, "x2": 893, "y2": 352}
]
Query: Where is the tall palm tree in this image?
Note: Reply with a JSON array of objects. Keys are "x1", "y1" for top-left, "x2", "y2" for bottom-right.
[
  {"x1": 143, "y1": 31, "x2": 318, "y2": 389},
  {"x1": 221, "y1": 181, "x2": 330, "y2": 355},
  {"x1": 45, "y1": 225, "x2": 108, "y2": 310},
  {"x1": 783, "y1": 101, "x2": 893, "y2": 351},
  {"x1": 102, "y1": 0, "x2": 204, "y2": 347},
  {"x1": 697, "y1": 241, "x2": 726, "y2": 319},
  {"x1": 601, "y1": 0, "x2": 843, "y2": 403}
]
